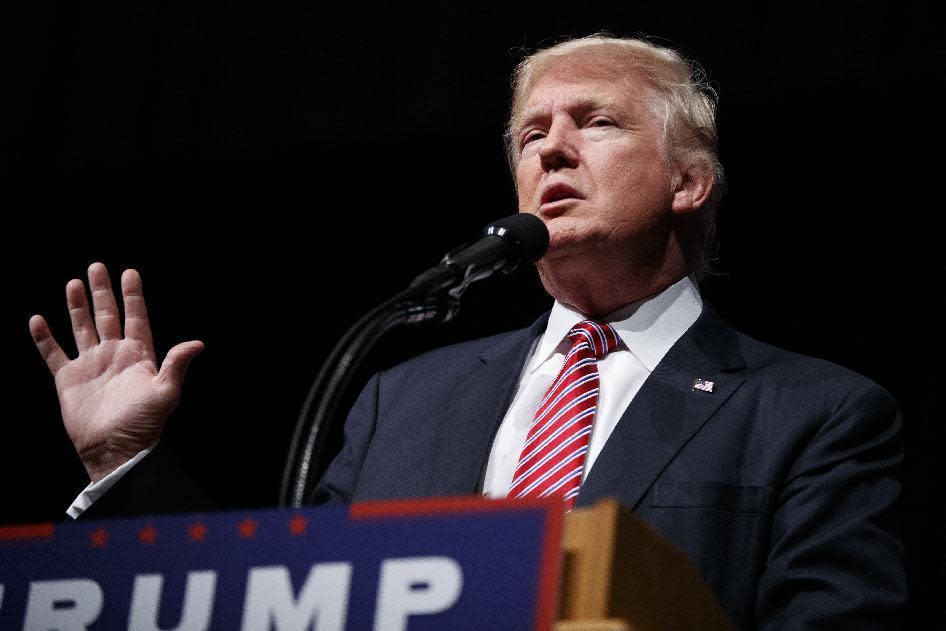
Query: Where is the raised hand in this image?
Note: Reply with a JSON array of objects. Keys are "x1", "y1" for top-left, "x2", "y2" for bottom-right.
[{"x1": 29, "y1": 262, "x2": 203, "y2": 482}]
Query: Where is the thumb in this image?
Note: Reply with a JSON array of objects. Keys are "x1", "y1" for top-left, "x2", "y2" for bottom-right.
[{"x1": 157, "y1": 340, "x2": 205, "y2": 388}]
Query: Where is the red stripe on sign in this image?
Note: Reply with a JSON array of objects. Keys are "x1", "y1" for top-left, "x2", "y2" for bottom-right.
[
  {"x1": 0, "y1": 522, "x2": 55, "y2": 541},
  {"x1": 349, "y1": 495, "x2": 559, "y2": 519},
  {"x1": 534, "y1": 503, "x2": 563, "y2": 631}
]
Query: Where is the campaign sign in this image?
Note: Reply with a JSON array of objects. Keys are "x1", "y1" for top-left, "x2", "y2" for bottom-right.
[{"x1": 0, "y1": 497, "x2": 561, "y2": 630}]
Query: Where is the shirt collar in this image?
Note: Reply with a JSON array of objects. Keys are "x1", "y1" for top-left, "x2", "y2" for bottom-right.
[{"x1": 529, "y1": 275, "x2": 704, "y2": 373}]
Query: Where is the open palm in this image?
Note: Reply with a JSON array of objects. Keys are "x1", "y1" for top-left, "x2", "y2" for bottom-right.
[{"x1": 30, "y1": 263, "x2": 203, "y2": 482}]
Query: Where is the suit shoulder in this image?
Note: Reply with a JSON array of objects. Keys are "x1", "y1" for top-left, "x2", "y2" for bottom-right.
[{"x1": 379, "y1": 325, "x2": 535, "y2": 383}]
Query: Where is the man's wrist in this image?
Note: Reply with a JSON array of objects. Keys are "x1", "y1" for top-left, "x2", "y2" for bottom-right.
[
  {"x1": 79, "y1": 440, "x2": 153, "y2": 483},
  {"x1": 67, "y1": 443, "x2": 157, "y2": 519}
]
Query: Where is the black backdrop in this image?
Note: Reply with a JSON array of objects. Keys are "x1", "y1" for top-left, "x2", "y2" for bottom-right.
[{"x1": 3, "y1": 1, "x2": 943, "y2": 625}]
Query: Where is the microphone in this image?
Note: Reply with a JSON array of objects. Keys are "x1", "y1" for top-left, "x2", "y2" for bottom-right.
[{"x1": 408, "y1": 213, "x2": 550, "y2": 296}]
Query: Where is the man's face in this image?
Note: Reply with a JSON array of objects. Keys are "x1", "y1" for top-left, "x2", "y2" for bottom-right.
[{"x1": 513, "y1": 55, "x2": 676, "y2": 272}]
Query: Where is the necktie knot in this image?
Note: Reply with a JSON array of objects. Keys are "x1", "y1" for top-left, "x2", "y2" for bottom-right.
[{"x1": 567, "y1": 321, "x2": 620, "y2": 360}]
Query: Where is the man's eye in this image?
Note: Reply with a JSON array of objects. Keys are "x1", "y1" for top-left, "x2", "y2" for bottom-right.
[
  {"x1": 521, "y1": 130, "x2": 546, "y2": 146},
  {"x1": 588, "y1": 117, "x2": 614, "y2": 128}
]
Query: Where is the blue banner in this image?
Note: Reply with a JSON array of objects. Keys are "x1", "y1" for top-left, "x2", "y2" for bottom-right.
[{"x1": 0, "y1": 497, "x2": 561, "y2": 630}]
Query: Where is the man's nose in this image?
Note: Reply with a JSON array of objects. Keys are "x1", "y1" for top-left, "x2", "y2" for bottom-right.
[{"x1": 539, "y1": 118, "x2": 579, "y2": 172}]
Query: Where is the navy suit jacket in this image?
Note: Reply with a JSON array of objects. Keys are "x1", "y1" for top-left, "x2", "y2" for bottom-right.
[
  {"x1": 313, "y1": 305, "x2": 906, "y2": 629},
  {"x1": 85, "y1": 306, "x2": 906, "y2": 629}
]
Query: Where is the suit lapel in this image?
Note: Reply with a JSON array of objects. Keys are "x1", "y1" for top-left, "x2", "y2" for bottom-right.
[
  {"x1": 576, "y1": 306, "x2": 747, "y2": 510},
  {"x1": 424, "y1": 315, "x2": 550, "y2": 496}
]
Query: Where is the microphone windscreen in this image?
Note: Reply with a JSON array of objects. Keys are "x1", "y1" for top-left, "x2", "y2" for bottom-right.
[{"x1": 484, "y1": 213, "x2": 550, "y2": 263}]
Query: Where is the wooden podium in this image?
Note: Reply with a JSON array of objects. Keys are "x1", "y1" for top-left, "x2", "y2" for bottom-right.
[{"x1": 556, "y1": 499, "x2": 736, "y2": 631}]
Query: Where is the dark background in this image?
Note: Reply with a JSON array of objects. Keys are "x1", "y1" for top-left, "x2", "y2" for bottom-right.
[{"x1": 3, "y1": 1, "x2": 942, "y2": 625}]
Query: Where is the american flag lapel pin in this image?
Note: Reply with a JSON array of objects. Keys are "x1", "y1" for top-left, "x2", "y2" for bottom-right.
[{"x1": 692, "y1": 378, "x2": 715, "y2": 393}]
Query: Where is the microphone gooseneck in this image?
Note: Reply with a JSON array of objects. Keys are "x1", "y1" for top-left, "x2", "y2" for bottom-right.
[{"x1": 281, "y1": 214, "x2": 549, "y2": 508}]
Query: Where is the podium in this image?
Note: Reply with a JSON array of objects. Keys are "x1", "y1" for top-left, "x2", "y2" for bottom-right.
[
  {"x1": 1, "y1": 498, "x2": 734, "y2": 630},
  {"x1": 558, "y1": 499, "x2": 734, "y2": 631}
]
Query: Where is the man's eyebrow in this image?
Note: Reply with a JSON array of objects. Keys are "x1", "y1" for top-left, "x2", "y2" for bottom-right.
[{"x1": 512, "y1": 96, "x2": 621, "y2": 132}]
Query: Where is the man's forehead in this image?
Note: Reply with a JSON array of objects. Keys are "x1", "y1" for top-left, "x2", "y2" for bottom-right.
[
  {"x1": 517, "y1": 92, "x2": 621, "y2": 120},
  {"x1": 513, "y1": 61, "x2": 659, "y2": 125}
]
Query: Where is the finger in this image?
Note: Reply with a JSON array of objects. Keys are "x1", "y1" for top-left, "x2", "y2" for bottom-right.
[
  {"x1": 66, "y1": 278, "x2": 99, "y2": 352},
  {"x1": 157, "y1": 341, "x2": 204, "y2": 389},
  {"x1": 29, "y1": 314, "x2": 70, "y2": 375},
  {"x1": 121, "y1": 268, "x2": 155, "y2": 355},
  {"x1": 87, "y1": 262, "x2": 122, "y2": 341}
]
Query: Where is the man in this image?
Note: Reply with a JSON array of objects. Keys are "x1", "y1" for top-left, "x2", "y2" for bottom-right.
[{"x1": 31, "y1": 36, "x2": 906, "y2": 628}]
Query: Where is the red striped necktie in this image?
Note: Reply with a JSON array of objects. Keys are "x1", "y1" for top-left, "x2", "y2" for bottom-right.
[{"x1": 510, "y1": 320, "x2": 620, "y2": 508}]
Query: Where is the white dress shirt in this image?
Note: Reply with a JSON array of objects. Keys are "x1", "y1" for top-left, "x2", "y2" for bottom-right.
[{"x1": 482, "y1": 275, "x2": 703, "y2": 498}]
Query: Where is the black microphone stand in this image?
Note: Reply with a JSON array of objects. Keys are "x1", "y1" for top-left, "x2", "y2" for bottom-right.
[
  {"x1": 279, "y1": 286, "x2": 457, "y2": 508},
  {"x1": 279, "y1": 214, "x2": 547, "y2": 508}
]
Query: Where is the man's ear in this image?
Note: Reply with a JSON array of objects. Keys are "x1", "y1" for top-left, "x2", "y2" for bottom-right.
[{"x1": 671, "y1": 160, "x2": 714, "y2": 214}]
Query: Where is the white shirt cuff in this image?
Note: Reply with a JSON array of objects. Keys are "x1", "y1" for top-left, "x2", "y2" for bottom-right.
[{"x1": 66, "y1": 443, "x2": 157, "y2": 519}]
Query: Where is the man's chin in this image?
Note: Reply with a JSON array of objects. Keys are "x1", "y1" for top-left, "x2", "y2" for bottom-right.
[
  {"x1": 537, "y1": 244, "x2": 595, "y2": 278},
  {"x1": 542, "y1": 222, "x2": 572, "y2": 254},
  {"x1": 542, "y1": 230, "x2": 590, "y2": 261}
]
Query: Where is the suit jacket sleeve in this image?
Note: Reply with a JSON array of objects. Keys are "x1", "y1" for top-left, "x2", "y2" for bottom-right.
[
  {"x1": 755, "y1": 381, "x2": 906, "y2": 629},
  {"x1": 310, "y1": 371, "x2": 381, "y2": 505},
  {"x1": 76, "y1": 442, "x2": 215, "y2": 519}
]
